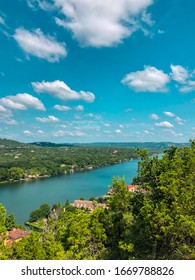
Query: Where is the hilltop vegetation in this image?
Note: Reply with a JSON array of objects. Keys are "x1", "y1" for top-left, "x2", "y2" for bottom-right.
[
  {"x1": 31, "y1": 140, "x2": 189, "y2": 149},
  {"x1": 0, "y1": 140, "x2": 194, "y2": 260},
  {"x1": 0, "y1": 138, "x2": 139, "y2": 183},
  {"x1": 0, "y1": 138, "x2": 189, "y2": 184}
]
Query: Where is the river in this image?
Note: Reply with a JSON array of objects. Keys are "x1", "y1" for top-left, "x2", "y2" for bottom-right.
[{"x1": 0, "y1": 159, "x2": 139, "y2": 225}]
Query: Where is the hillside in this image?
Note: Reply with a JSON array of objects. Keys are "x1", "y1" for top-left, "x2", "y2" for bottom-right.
[
  {"x1": 0, "y1": 140, "x2": 194, "y2": 260},
  {"x1": 30, "y1": 141, "x2": 190, "y2": 149}
]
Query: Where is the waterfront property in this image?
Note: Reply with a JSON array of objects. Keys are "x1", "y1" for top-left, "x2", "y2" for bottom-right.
[
  {"x1": 73, "y1": 200, "x2": 107, "y2": 211},
  {"x1": 0, "y1": 159, "x2": 139, "y2": 225},
  {"x1": 5, "y1": 228, "x2": 29, "y2": 246}
]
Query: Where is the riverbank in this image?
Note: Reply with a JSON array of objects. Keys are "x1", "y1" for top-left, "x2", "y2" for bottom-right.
[
  {"x1": 0, "y1": 158, "x2": 135, "y2": 185},
  {"x1": 0, "y1": 159, "x2": 139, "y2": 225}
]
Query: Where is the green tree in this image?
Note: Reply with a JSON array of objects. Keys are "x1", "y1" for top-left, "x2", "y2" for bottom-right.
[
  {"x1": 105, "y1": 177, "x2": 134, "y2": 259},
  {"x1": 5, "y1": 213, "x2": 17, "y2": 231},
  {"x1": 39, "y1": 204, "x2": 50, "y2": 218},
  {"x1": 0, "y1": 203, "x2": 7, "y2": 239},
  {"x1": 130, "y1": 141, "x2": 195, "y2": 259},
  {"x1": 28, "y1": 204, "x2": 50, "y2": 222},
  {"x1": 8, "y1": 167, "x2": 24, "y2": 180},
  {"x1": 11, "y1": 231, "x2": 65, "y2": 260}
]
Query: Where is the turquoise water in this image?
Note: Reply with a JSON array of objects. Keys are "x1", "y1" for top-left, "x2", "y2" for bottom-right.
[{"x1": 0, "y1": 159, "x2": 139, "y2": 224}]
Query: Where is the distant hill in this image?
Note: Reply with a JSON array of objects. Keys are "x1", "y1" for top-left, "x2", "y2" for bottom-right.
[
  {"x1": 30, "y1": 142, "x2": 74, "y2": 147},
  {"x1": 82, "y1": 142, "x2": 190, "y2": 149},
  {"x1": 0, "y1": 138, "x2": 31, "y2": 148},
  {"x1": 0, "y1": 138, "x2": 190, "y2": 150},
  {"x1": 30, "y1": 141, "x2": 190, "y2": 149}
]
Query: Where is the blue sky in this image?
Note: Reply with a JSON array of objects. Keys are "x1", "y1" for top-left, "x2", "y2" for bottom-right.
[{"x1": 0, "y1": 0, "x2": 194, "y2": 143}]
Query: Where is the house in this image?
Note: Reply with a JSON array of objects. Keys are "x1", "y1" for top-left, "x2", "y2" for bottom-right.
[
  {"x1": 5, "y1": 228, "x2": 29, "y2": 246},
  {"x1": 74, "y1": 200, "x2": 95, "y2": 210},
  {"x1": 127, "y1": 184, "x2": 148, "y2": 194},
  {"x1": 73, "y1": 200, "x2": 107, "y2": 211},
  {"x1": 127, "y1": 184, "x2": 138, "y2": 192}
]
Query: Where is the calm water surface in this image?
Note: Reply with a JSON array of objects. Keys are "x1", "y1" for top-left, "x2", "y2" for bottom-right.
[{"x1": 0, "y1": 160, "x2": 139, "y2": 224}]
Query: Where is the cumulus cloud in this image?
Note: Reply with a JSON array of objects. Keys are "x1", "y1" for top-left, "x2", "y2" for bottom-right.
[
  {"x1": 150, "y1": 113, "x2": 159, "y2": 120},
  {"x1": 174, "y1": 116, "x2": 185, "y2": 125},
  {"x1": 14, "y1": 28, "x2": 67, "y2": 62},
  {"x1": 0, "y1": 16, "x2": 6, "y2": 26},
  {"x1": 32, "y1": 80, "x2": 95, "y2": 102},
  {"x1": 86, "y1": 113, "x2": 94, "y2": 118},
  {"x1": 122, "y1": 66, "x2": 170, "y2": 92},
  {"x1": 0, "y1": 105, "x2": 17, "y2": 125},
  {"x1": 144, "y1": 129, "x2": 153, "y2": 135},
  {"x1": 158, "y1": 29, "x2": 164, "y2": 34},
  {"x1": 163, "y1": 129, "x2": 183, "y2": 137},
  {"x1": 170, "y1": 64, "x2": 189, "y2": 84},
  {"x1": 30, "y1": 0, "x2": 154, "y2": 47},
  {"x1": 74, "y1": 131, "x2": 87, "y2": 137},
  {"x1": 54, "y1": 105, "x2": 71, "y2": 111},
  {"x1": 0, "y1": 98, "x2": 26, "y2": 110},
  {"x1": 179, "y1": 80, "x2": 195, "y2": 93},
  {"x1": 0, "y1": 104, "x2": 12, "y2": 117},
  {"x1": 52, "y1": 130, "x2": 87, "y2": 137},
  {"x1": 155, "y1": 121, "x2": 174, "y2": 128},
  {"x1": 36, "y1": 115, "x2": 59, "y2": 123},
  {"x1": 74, "y1": 105, "x2": 84, "y2": 111},
  {"x1": 164, "y1": 111, "x2": 175, "y2": 117},
  {"x1": 23, "y1": 130, "x2": 33, "y2": 135},
  {"x1": 4, "y1": 119, "x2": 18, "y2": 125},
  {"x1": 52, "y1": 130, "x2": 66, "y2": 137},
  {"x1": 115, "y1": 129, "x2": 122, "y2": 133},
  {"x1": 169, "y1": 64, "x2": 195, "y2": 92},
  {"x1": 27, "y1": 0, "x2": 53, "y2": 10},
  {"x1": 0, "y1": 93, "x2": 45, "y2": 111},
  {"x1": 169, "y1": 130, "x2": 183, "y2": 137},
  {"x1": 104, "y1": 123, "x2": 111, "y2": 127}
]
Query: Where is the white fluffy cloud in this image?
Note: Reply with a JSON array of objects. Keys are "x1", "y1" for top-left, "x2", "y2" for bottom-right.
[
  {"x1": 170, "y1": 64, "x2": 195, "y2": 92},
  {"x1": 174, "y1": 116, "x2": 185, "y2": 125},
  {"x1": 164, "y1": 111, "x2": 175, "y2": 117},
  {"x1": 150, "y1": 113, "x2": 159, "y2": 120},
  {"x1": 54, "y1": 105, "x2": 71, "y2": 111},
  {"x1": 0, "y1": 16, "x2": 5, "y2": 26},
  {"x1": 52, "y1": 130, "x2": 87, "y2": 137},
  {"x1": 170, "y1": 64, "x2": 189, "y2": 83},
  {"x1": 155, "y1": 121, "x2": 174, "y2": 128},
  {"x1": 0, "y1": 93, "x2": 45, "y2": 111},
  {"x1": 36, "y1": 115, "x2": 59, "y2": 123},
  {"x1": 122, "y1": 66, "x2": 170, "y2": 92},
  {"x1": 28, "y1": 0, "x2": 154, "y2": 47},
  {"x1": 27, "y1": 0, "x2": 53, "y2": 10},
  {"x1": 32, "y1": 80, "x2": 95, "y2": 102},
  {"x1": 179, "y1": 80, "x2": 195, "y2": 93},
  {"x1": 0, "y1": 104, "x2": 12, "y2": 117},
  {"x1": 0, "y1": 105, "x2": 17, "y2": 125},
  {"x1": 144, "y1": 129, "x2": 153, "y2": 135},
  {"x1": 74, "y1": 105, "x2": 84, "y2": 111},
  {"x1": 4, "y1": 119, "x2": 18, "y2": 125},
  {"x1": 14, "y1": 28, "x2": 67, "y2": 62},
  {"x1": 23, "y1": 130, "x2": 33, "y2": 135}
]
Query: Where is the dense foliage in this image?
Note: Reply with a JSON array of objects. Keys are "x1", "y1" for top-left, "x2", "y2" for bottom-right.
[
  {"x1": 0, "y1": 139, "x2": 138, "y2": 183},
  {"x1": 0, "y1": 140, "x2": 194, "y2": 260},
  {"x1": 28, "y1": 204, "x2": 51, "y2": 223}
]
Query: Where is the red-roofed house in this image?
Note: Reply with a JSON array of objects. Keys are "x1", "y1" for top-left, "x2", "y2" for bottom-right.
[
  {"x1": 127, "y1": 184, "x2": 138, "y2": 192},
  {"x1": 5, "y1": 228, "x2": 29, "y2": 246}
]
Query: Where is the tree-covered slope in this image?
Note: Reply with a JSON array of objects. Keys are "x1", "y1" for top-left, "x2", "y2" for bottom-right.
[{"x1": 0, "y1": 140, "x2": 194, "y2": 260}]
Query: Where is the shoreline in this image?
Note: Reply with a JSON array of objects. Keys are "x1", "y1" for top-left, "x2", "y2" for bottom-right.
[{"x1": 0, "y1": 158, "x2": 136, "y2": 186}]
